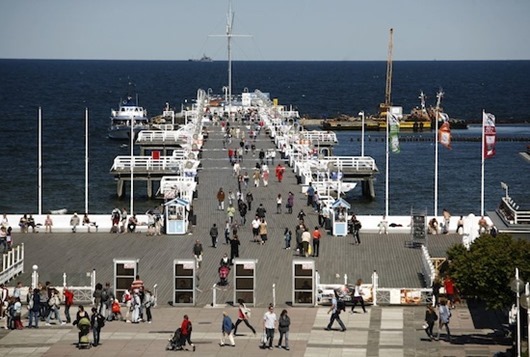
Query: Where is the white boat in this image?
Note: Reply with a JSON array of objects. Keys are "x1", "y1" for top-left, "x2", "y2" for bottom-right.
[{"x1": 108, "y1": 94, "x2": 150, "y2": 139}]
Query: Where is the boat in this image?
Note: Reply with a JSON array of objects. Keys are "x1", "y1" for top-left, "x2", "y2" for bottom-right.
[
  {"x1": 108, "y1": 94, "x2": 150, "y2": 140},
  {"x1": 188, "y1": 54, "x2": 213, "y2": 62}
]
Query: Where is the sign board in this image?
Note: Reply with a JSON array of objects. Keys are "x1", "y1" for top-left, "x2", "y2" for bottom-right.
[
  {"x1": 233, "y1": 259, "x2": 257, "y2": 306},
  {"x1": 173, "y1": 259, "x2": 196, "y2": 306},
  {"x1": 292, "y1": 260, "x2": 315, "y2": 306}
]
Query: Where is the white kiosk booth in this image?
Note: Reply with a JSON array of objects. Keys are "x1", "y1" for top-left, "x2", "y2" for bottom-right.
[
  {"x1": 113, "y1": 258, "x2": 139, "y2": 302},
  {"x1": 164, "y1": 198, "x2": 189, "y2": 234},
  {"x1": 292, "y1": 259, "x2": 315, "y2": 306},
  {"x1": 233, "y1": 259, "x2": 257, "y2": 307},
  {"x1": 173, "y1": 259, "x2": 196, "y2": 305},
  {"x1": 331, "y1": 198, "x2": 351, "y2": 236}
]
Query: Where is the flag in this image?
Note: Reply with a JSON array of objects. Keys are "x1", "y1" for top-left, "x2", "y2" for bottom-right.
[
  {"x1": 389, "y1": 114, "x2": 400, "y2": 153},
  {"x1": 483, "y1": 112, "x2": 496, "y2": 159},
  {"x1": 438, "y1": 113, "x2": 451, "y2": 150}
]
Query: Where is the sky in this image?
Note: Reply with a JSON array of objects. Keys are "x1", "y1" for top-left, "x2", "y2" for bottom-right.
[{"x1": 1, "y1": 0, "x2": 529, "y2": 61}]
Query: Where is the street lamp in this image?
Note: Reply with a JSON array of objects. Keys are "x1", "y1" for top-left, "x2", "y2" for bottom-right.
[
  {"x1": 358, "y1": 111, "x2": 365, "y2": 157},
  {"x1": 511, "y1": 268, "x2": 524, "y2": 357},
  {"x1": 501, "y1": 181, "x2": 509, "y2": 199},
  {"x1": 520, "y1": 282, "x2": 530, "y2": 357}
]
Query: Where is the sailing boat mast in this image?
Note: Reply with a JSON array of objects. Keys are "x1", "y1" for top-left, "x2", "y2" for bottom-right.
[{"x1": 226, "y1": 0, "x2": 234, "y2": 114}]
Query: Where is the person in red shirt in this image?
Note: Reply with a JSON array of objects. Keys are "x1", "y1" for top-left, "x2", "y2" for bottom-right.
[
  {"x1": 63, "y1": 287, "x2": 74, "y2": 323},
  {"x1": 312, "y1": 226, "x2": 322, "y2": 257},
  {"x1": 275, "y1": 164, "x2": 285, "y2": 183},
  {"x1": 179, "y1": 314, "x2": 195, "y2": 351},
  {"x1": 443, "y1": 276, "x2": 456, "y2": 309}
]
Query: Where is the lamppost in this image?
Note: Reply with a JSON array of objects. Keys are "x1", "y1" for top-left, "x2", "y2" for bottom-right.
[
  {"x1": 520, "y1": 282, "x2": 530, "y2": 356},
  {"x1": 358, "y1": 111, "x2": 365, "y2": 157},
  {"x1": 511, "y1": 268, "x2": 524, "y2": 357}
]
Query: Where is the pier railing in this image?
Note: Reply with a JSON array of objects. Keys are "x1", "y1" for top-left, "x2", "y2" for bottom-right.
[
  {"x1": 319, "y1": 156, "x2": 378, "y2": 172},
  {"x1": 498, "y1": 197, "x2": 530, "y2": 225},
  {"x1": 0, "y1": 244, "x2": 24, "y2": 285},
  {"x1": 299, "y1": 131, "x2": 338, "y2": 144},
  {"x1": 111, "y1": 156, "x2": 200, "y2": 173}
]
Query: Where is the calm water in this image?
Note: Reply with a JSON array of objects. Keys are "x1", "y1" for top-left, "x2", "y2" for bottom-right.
[{"x1": 0, "y1": 60, "x2": 529, "y2": 215}]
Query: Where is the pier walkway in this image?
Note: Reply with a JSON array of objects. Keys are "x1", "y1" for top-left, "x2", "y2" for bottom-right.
[{"x1": 0, "y1": 123, "x2": 511, "y2": 356}]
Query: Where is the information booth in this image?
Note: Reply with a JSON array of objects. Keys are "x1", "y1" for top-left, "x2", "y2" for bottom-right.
[
  {"x1": 233, "y1": 259, "x2": 257, "y2": 306},
  {"x1": 113, "y1": 258, "x2": 139, "y2": 302},
  {"x1": 165, "y1": 198, "x2": 189, "y2": 235},
  {"x1": 292, "y1": 259, "x2": 315, "y2": 306},
  {"x1": 330, "y1": 198, "x2": 351, "y2": 236},
  {"x1": 173, "y1": 259, "x2": 196, "y2": 305}
]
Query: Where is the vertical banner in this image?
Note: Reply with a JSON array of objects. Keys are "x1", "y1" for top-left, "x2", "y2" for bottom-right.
[
  {"x1": 438, "y1": 113, "x2": 451, "y2": 150},
  {"x1": 483, "y1": 112, "x2": 496, "y2": 159},
  {"x1": 389, "y1": 114, "x2": 400, "y2": 153}
]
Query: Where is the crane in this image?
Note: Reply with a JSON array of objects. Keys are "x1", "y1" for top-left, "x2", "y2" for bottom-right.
[{"x1": 379, "y1": 28, "x2": 394, "y2": 117}]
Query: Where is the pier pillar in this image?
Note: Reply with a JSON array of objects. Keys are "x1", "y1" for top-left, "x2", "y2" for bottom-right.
[
  {"x1": 117, "y1": 179, "x2": 125, "y2": 198},
  {"x1": 147, "y1": 179, "x2": 153, "y2": 198},
  {"x1": 362, "y1": 180, "x2": 376, "y2": 199}
]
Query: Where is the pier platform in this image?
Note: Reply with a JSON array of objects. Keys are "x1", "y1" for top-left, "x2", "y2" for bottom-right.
[{"x1": 0, "y1": 123, "x2": 511, "y2": 356}]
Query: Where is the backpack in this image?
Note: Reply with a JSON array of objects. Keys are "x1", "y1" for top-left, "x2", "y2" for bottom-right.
[
  {"x1": 337, "y1": 299, "x2": 346, "y2": 312},
  {"x1": 97, "y1": 313, "x2": 105, "y2": 328},
  {"x1": 101, "y1": 289, "x2": 109, "y2": 302}
]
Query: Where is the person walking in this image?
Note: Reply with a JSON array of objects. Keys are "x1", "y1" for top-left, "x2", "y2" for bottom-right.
[
  {"x1": 246, "y1": 191, "x2": 253, "y2": 211},
  {"x1": 283, "y1": 228, "x2": 292, "y2": 250},
  {"x1": 424, "y1": 305, "x2": 438, "y2": 340},
  {"x1": 90, "y1": 307, "x2": 105, "y2": 346},
  {"x1": 27, "y1": 288, "x2": 41, "y2": 328},
  {"x1": 193, "y1": 240, "x2": 203, "y2": 269},
  {"x1": 350, "y1": 279, "x2": 367, "y2": 313},
  {"x1": 220, "y1": 311, "x2": 235, "y2": 347},
  {"x1": 276, "y1": 194, "x2": 282, "y2": 214},
  {"x1": 263, "y1": 305, "x2": 277, "y2": 350},
  {"x1": 210, "y1": 223, "x2": 219, "y2": 248},
  {"x1": 436, "y1": 298, "x2": 452, "y2": 342},
  {"x1": 312, "y1": 226, "x2": 321, "y2": 257},
  {"x1": 325, "y1": 290, "x2": 346, "y2": 332},
  {"x1": 230, "y1": 235, "x2": 240, "y2": 264},
  {"x1": 351, "y1": 215, "x2": 362, "y2": 245},
  {"x1": 63, "y1": 286, "x2": 74, "y2": 323},
  {"x1": 180, "y1": 314, "x2": 195, "y2": 351},
  {"x1": 217, "y1": 188, "x2": 225, "y2": 210},
  {"x1": 287, "y1": 192, "x2": 294, "y2": 214},
  {"x1": 301, "y1": 228, "x2": 311, "y2": 257},
  {"x1": 233, "y1": 299, "x2": 256, "y2": 335},
  {"x1": 276, "y1": 309, "x2": 290, "y2": 350}
]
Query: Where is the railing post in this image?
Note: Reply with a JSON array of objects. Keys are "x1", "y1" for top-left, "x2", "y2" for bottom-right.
[
  {"x1": 153, "y1": 283, "x2": 158, "y2": 307},
  {"x1": 315, "y1": 271, "x2": 320, "y2": 307},
  {"x1": 344, "y1": 274, "x2": 348, "y2": 285},
  {"x1": 63, "y1": 272, "x2": 67, "y2": 288},
  {"x1": 272, "y1": 283, "x2": 276, "y2": 307},
  {"x1": 31, "y1": 265, "x2": 39, "y2": 290},
  {"x1": 20, "y1": 244, "x2": 24, "y2": 273},
  {"x1": 212, "y1": 283, "x2": 217, "y2": 307},
  {"x1": 371, "y1": 270, "x2": 379, "y2": 306}
]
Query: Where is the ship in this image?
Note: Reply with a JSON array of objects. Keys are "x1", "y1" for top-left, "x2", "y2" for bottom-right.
[{"x1": 188, "y1": 54, "x2": 213, "y2": 62}]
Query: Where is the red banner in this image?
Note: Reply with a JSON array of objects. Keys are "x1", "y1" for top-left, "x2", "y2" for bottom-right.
[{"x1": 483, "y1": 112, "x2": 496, "y2": 159}]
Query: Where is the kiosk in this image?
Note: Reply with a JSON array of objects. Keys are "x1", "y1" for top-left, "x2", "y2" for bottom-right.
[
  {"x1": 164, "y1": 198, "x2": 189, "y2": 234},
  {"x1": 173, "y1": 259, "x2": 196, "y2": 305},
  {"x1": 233, "y1": 259, "x2": 257, "y2": 306},
  {"x1": 113, "y1": 258, "x2": 139, "y2": 301},
  {"x1": 330, "y1": 198, "x2": 351, "y2": 236},
  {"x1": 292, "y1": 259, "x2": 315, "y2": 306}
]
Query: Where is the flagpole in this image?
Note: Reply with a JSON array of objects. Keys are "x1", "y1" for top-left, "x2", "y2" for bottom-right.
[
  {"x1": 85, "y1": 108, "x2": 89, "y2": 214},
  {"x1": 38, "y1": 107, "x2": 42, "y2": 215},
  {"x1": 130, "y1": 120, "x2": 134, "y2": 215},
  {"x1": 481, "y1": 110, "x2": 485, "y2": 216},
  {"x1": 434, "y1": 111, "x2": 439, "y2": 217},
  {"x1": 385, "y1": 111, "x2": 389, "y2": 217}
]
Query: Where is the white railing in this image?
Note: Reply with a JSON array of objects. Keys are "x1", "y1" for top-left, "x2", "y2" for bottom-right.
[
  {"x1": 111, "y1": 156, "x2": 199, "y2": 172},
  {"x1": 319, "y1": 156, "x2": 378, "y2": 172},
  {"x1": 158, "y1": 176, "x2": 197, "y2": 202},
  {"x1": 0, "y1": 244, "x2": 24, "y2": 284},
  {"x1": 136, "y1": 130, "x2": 193, "y2": 144},
  {"x1": 421, "y1": 245, "x2": 436, "y2": 288},
  {"x1": 299, "y1": 131, "x2": 338, "y2": 143}
]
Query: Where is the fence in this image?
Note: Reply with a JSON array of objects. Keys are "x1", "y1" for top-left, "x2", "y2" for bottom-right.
[{"x1": 0, "y1": 244, "x2": 24, "y2": 285}]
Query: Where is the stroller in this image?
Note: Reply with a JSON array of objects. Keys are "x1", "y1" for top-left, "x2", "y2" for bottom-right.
[
  {"x1": 218, "y1": 265, "x2": 230, "y2": 286},
  {"x1": 166, "y1": 327, "x2": 183, "y2": 351},
  {"x1": 77, "y1": 316, "x2": 91, "y2": 349}
]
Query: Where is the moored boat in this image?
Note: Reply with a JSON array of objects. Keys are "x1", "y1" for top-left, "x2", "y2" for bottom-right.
[{"x1": 108, "y1": 94, "x2": 150, "y2": 140}]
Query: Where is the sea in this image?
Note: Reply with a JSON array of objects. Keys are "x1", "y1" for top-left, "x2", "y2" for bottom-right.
[{"x1": 0, "y1": 59, "x2": 529, "y2": 216}]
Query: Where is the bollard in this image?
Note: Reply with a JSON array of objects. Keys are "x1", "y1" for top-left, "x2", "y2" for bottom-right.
[
  {"x1": 63, "y1": 272, "x2": 67, "y2": 287},
  {"x1": 153, "y1": 283, "x2": 158, "y2": 307},
  {"x1": 212, "y1": 283, "x2": 217, "y2": 306},
  {"x1": 31, "y1": 265, "x2": 39, "y2": 289}
]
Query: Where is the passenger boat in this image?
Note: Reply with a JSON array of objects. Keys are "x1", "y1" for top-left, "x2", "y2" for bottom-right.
[
  {"x1": 188, "y1": 54, "x2": 213, "y2": 62},
  {"x1": 108, "y1": 94, "x2": 150, "y2": 140}
]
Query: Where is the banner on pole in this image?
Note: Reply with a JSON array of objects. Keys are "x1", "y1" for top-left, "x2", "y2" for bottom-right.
[
  {"x1": 483, "y1": 112, "x2": 496, "y2": 159},
  {"x1": 438, "y1": 113, "x2": 451, "y2": 150},
  {"x1": 389, "y1": 114, "x2": 400, "y2": 153}
]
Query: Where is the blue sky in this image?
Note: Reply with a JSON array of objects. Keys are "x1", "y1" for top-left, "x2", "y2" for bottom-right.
[{"x1": 1, "y1": 0, "x2": 529, "y2": 61}]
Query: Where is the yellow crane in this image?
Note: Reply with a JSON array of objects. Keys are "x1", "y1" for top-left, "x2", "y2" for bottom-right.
[{"x1": 379, "y1": 28, "x2": 393, "y2": 118}]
